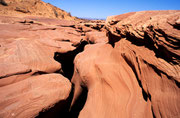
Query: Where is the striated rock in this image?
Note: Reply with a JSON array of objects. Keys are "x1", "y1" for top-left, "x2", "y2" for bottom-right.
[
  {"x1": 0, "y1": 15, "x2": 84, "y2": 87},
  {"x1": 0, "y1": 74, "x2": 71, "y2": 118},
  {"x1": 106, "y1": 10, "x2": 180, "y2": 63},
  {"x1": 71, "y1": 44, "x2": 153, "y2": 118},
  {"x1": 0, "y1": 38, "x2": 61, "y2": 86},
  {"x1": 0, "y1": 0, "x2": 77, "y2": 20},
  {"x1": 0, "y1": 8, "x2": 180, "y2": 118},
  {"x1": 71, "y1": 10, "x2": 180, "y2": 118},
  {"x1": 0, "y1": 14, "x2": 93, "y2": 117},
  {"x1": 106, "y1": 10, "x2": 180, "y2": 118}
]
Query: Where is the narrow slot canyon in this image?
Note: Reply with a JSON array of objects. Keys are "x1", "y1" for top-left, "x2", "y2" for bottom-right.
[
  {"x1": 36, "y1": 41, "x2": 89, "y2": 118},
  {"x1": 54, "y1": 41, "x2": 88, "y2": 80}
]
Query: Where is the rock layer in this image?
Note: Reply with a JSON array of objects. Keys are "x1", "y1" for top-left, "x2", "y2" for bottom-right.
[
  {"x1": 71, "y1": 10, "x2": 180, "y2": 118},
  {"x1": 105, "y1": 10, "x2": 180, "y2": 118},
  {"x1": 71, "y1": 44, "x2": 153, "y2": 118},
  {"x1": 0, "y1": 15, "x2": 78, "y2": 86},
  {"x1": 0, "y1": 74, "x2": 71, "y2": 118},
  {"x1": 0, "y1": 14, "x2": 106, "y2": 117},
  {"x1": 0, "y1": 9, "x2": 179, "y2": 118}
]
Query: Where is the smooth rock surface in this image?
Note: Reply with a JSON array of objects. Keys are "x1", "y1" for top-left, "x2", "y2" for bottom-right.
[
  {"x1": 0, "y1": 9, "x2": 179, "y2": 118},
  {"x1": 0, "y1": 74, "x2": 71, "y2": 118},
  {"x1": 0, "y1": 14, "x2": 107, "y2": 117},
  {"x1": 71, "y1": 44, "x2": 153, "y2": 118},
  {"x1": 0, "y1": 15, "x2": 81, "y2": 86},
  {"x1": 71, "y1": 10, "x2": 180, "y2": 118}
]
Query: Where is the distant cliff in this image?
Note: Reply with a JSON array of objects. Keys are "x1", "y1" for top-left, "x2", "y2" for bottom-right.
[{"x1": 0, "y1": 0, "x2": 77, "y2": 20}]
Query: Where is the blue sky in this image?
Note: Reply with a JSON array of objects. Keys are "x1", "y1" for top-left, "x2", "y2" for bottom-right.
[{"x1": 43, "y1": 0, "x2": 180, "y2": 19}]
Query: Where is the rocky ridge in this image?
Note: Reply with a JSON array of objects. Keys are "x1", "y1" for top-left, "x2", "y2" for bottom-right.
[
  {"x1": 0, "y1": 0, "x2": 77, "y2": 20},
  {"x1": 0, "y1": 3, "x2": 179, "y2": 118}
]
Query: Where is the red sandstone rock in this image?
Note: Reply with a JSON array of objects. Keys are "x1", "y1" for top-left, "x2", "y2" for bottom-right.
[
  {"x1": 71, "y1": 44, "x2": 153, "y2": 118},
  {"x1": 0, "y1": 15, "x2": 82, "y2": 86},
  {"x1": 0, "y1": 0, "x2": 77, "y2": 20},
  {"x1": 71, "y1": 10, "x2": 180, "y2": 118},
  {"x1": 0, "y1": 9, "x2": 179, "y2": 118},
  {"x1": 85, "y1": 32, "x2": 108, "y2": 44},
  {"x1": 0, "y1": 74, "x2": 71, "y2": 118},
  {"x1": 106, "y1": 11, "x2": 180, "y2": 117},
  {"x1": 0, "y1": 14, "x2": 94, "y2": 117}
]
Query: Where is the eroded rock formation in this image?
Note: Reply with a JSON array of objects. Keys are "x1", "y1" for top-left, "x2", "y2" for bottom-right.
[
  {"x1": 0, "y1": 74, "x2": 71, "y2": 118},
  {"x1": 71, "y1": 10, "x2": 180, "y2": 118},
  {"x1": 0, "y1": 0, "x2": 77, "y2": 20},
  {"x1": 0, "y1": 11, "x2": 106, "y2": 117},
  {"x1": 0, "y1": 3, "x2": 179, "y2": 118}
]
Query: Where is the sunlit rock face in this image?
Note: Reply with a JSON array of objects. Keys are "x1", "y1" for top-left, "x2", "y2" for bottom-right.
[
  {"x1": 0, "y1": 74, "x2": 72, "y2": 118},
  {"x1": 71, "y1": 10, "x2": 180, "y2": 118},
  {"x1": 0, "y1": 11, "x2": 106, "y2": 117},
  {"x1": 0, "y1": 0, "x2": 77, "y2": 20},
  {"x1": 0, "y1": 2, "x2": 179, "y2": 117}
]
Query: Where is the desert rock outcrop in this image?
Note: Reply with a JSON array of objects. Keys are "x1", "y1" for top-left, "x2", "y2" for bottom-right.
[
  {"x1": 71, "y1": 10, "x2": 180, "y2": 118},
  {"x1": 0, "y1": 1, "x2": 179, "y2": 117},
  {"x1": 0, "y1": 10, "x2": 106, "y2": 117},
  {"x1": 0, "y1": 74, "x2": 71, "y2": 118},
  {"x1": 0, "y1": 0, "x2": 77, "y2": 20}
]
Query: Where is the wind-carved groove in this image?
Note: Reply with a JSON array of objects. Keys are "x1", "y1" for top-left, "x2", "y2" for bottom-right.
[
  {"x1": 122, "y1": 53, "x2": 148, "y2": 101},
  {"x1": 36, "y1": 41, "x2": 88, "y2": 118},
  {"x1": 0, "y1": 69, "x2": 32, "y2": 79},
  {"x1": 54, "y1": 41, "x2": 88, "y2": 80},
  {"x1": 53, "y1": 40, "x2": 88, "y2": 118},
  {"x1": 107, "y1": 24, "x2": 179, "y2": 64},
  {"x1": 129, "y1": 31, "x2": 177, "y2": 64}
]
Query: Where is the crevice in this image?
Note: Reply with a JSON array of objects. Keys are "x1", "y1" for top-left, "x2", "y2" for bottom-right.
[
  {"x1": 58, "y1": 25, "x2": 76, "y2": 28},
  {"x1": 142, "y1": 59, "x2": 174, "y2": 80},
  {"x1": 151, "y1": 106, "x2": 156, "y2": 118},
  {"x1": 84, "y1": 24, "x2": 104, "y2": 31},
  {"x1": 30, "y1": 28, "x2": 57, "y2": 31},
  {"x1": 69, "y1": 86, "x2": 88, "y2": 118},
  {"x1": 169, "y1": 23, "x2": 180, "y2": 30},
  {"x1": 0, "y1": 0, "x2": 8, "y2": 6},
  {"x1": 54, "y1": 41, "x2": 88, "y2": 80},
  {"x1": 107, "y1": 26, "x2": 179, "y2": 64},
  {"x1": 0, "y1": 69, "x2": 32, "y2": 79},
  {"x1": 125, "y1": 31, "x2": 179, "y2": 65},
  {"x1": 155, "y1": 27, "x2": 180, "y2": 44},
  {"x1": 173, "y1": 24, "x2": 180, "y2": 30},
  {"x1": 107, "y1": 30, "x2": 121, "y2": 47},
  {"x1": 122, "y1": 54, "x2": 148, "y2": 101},
  {"x1": 174, "y1": 80, "x2": 180, "y2": 88},
  {"x1": 32, "y1": 71, "x2": 48, "y2": 76}
]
